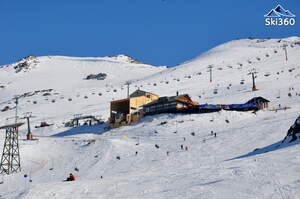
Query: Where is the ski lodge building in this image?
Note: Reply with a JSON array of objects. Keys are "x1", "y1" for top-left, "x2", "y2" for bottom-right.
[
  {"x1": 143, "y1": 94, "x2": 199, "y2": 115},
  {"x1": 109, "y1": 89, "x2": 269, "y2": 129},
  {"x1": 109, "y1": 90, "x2": 159, "y2": 128}
]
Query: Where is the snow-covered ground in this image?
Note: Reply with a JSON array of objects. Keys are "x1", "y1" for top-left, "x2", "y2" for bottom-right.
[{"x1": 1, "y1": 37, "x2": 300, "y2": 198}]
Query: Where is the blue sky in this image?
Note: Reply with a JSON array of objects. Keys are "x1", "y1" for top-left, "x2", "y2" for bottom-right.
[{"x1": 0, "y1": 0, "x2": 299, "y2": 66}]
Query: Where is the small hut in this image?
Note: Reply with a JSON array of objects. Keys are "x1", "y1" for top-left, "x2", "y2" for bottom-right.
[{"x1": 246, "y1": 97, "x2": 270, "y2": 110}]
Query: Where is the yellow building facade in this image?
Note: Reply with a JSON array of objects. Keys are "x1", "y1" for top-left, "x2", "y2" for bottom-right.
[{"x1": 109, "y1": 90, "x2": 159, "y2": 128}]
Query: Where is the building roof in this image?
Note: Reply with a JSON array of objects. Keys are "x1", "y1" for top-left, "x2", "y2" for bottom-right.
[
  {"x1": 111, "y1": 89, "x2": 158, "y2": 104},
  {"x1": 143, "y1": 94, "x2": 190, "y2": 107},
  {"x1": 111, "y1": 98, "x2": 130, "y2": 104},
  {"x1": 129, "y1": 89, "x2": 158, "y2": 98},
  {"x1": 246, "y1": 97, "x2": 270, "y2": 104}
]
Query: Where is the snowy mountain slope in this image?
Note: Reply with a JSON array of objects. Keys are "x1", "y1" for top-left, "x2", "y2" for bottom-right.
[
  {"x1": 2, "y1": 110, "x2": 300, "y2": 199},
  {"x1": 0, "y1": 55, "x2": 165, "y2": 97},
  {"x1": 0, "y1": 55, "x2": 165, "y2": 125},
  {"x1": 1, "y1": 37, "x2": 300, "y2": 199},
  {"x1": 133, "y1": 37, "x2": 300, "y2": 104}
]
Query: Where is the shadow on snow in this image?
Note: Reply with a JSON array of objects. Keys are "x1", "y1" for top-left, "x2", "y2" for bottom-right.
[
  {"x1": 228, "y1": 139, "x2": 300, "y2": 161},
  {"x1": 51, "y1": 123, "x2": 108, "y2": 137}
]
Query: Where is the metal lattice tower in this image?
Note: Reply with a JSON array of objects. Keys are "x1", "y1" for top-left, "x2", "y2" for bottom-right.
[
  {"x1": 0, "y1": 123, "x2": 24, "y2": 175},
  {"x1": 0, "y1": 96, "x2": 24, "y2": 175}
]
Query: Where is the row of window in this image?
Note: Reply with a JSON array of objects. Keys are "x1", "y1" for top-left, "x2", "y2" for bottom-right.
[{"x1": 144, "y1": 102, "x2": 178, "y2": 113}]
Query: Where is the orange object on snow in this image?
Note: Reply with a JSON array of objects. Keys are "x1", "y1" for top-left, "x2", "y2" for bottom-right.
[
  {"x1": 67, "y1": 173, "x2": 76, "y2": 181},
  {"x1": 70, "y1": 173, "x2": 76, "y2": 181}
]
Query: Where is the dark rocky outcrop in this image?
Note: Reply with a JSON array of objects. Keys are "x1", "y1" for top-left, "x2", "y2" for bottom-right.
[
  {"x1": 1, "y1": 106, "x2": 10, "y2": 112},
  {"x1": 85, "y1": 73, "x2": 107, "y2": 80},
  {"x1": 109, "y1": 54, "x2": 143, "y2": 64},
  {"x1": 13, "y1": 55, "x2": 38, "y2": 73},
  {"x1": 282, "y1": 116, "x2": 300, "y2": 143}
]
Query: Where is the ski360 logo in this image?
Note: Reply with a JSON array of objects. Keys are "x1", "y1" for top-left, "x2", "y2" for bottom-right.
[{"x1": 264, "y1": 5, "x2": 296, "y2": 26}]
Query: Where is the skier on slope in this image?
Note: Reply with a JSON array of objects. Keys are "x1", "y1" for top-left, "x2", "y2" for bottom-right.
[{"x1": 65, "y1": 173, "x2": 76, "y2": 181}]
